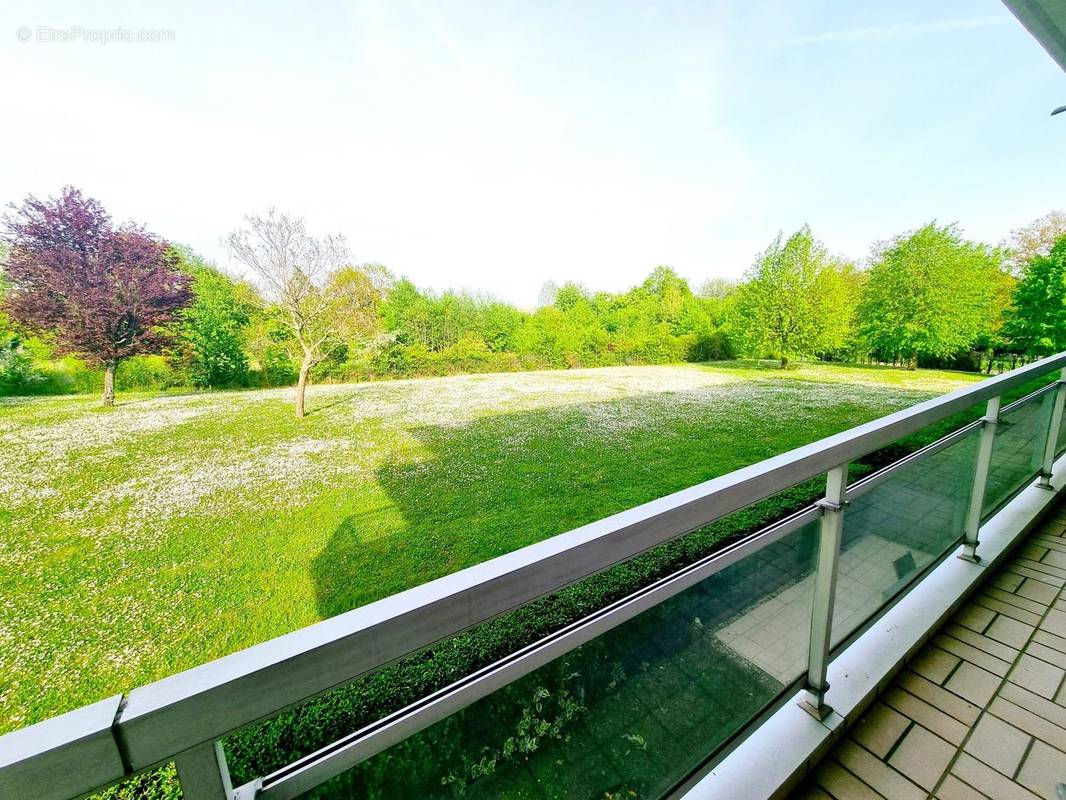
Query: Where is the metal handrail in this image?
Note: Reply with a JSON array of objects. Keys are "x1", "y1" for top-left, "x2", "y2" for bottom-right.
[
  {"x1": 3, "y1": 353, "x2": 1066, "y2": 800},
  {"x1": 250, "y1": 505, "x2": 823, "y2": 800},
  {"x1": 255, "y1": 385, "x2": 1061, "y2": 800}
]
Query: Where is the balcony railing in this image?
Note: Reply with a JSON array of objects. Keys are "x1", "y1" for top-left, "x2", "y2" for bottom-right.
[{"x1": 4, "y1": 354, "x2": 1066, "y2": 800}]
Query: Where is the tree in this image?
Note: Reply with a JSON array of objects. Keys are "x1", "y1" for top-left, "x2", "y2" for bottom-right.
[
  {"x1": 537, "y1": 281, "x2": 560, "y2": 308},
  {"x1": 973, "y1": 265, "x2": 1017, "y2": 372},
  {"x1": 476, "y1": 300, "x2": 524, "y2": 352},
  {"x1": 379, "y1": 277, "x2": 431, "y2": 347},
  {"x1": 813, "y1": 259, "x2": 863, "y2": 359},
  {"x1": 858, "y1": 222, "x2": 1003, "y2": 366},
  {"x1": 697, "y1": 277, "x2": 737, "y2": 300},
  {"x1": 1003, "y1": 211, "x2": 1066, "y2": 274},
  {"x1": 2, "y1": 187, "x2": 191, "y2": 406},
  {"x1": 553, "y1": 282, "x2": 588, "y2": 312},
  {"x1": 173, "y1": 247, "x2": 257, "y2": 388},
  {"x1": 1004, "y1": 236, "x2": 1066, "y2": 356},
  {"x1": 226, "y1": 210, "x2": 382, "y2": 417},
  {"x1": 731, "y1": 226, "x2": 846, "y2": 368}
]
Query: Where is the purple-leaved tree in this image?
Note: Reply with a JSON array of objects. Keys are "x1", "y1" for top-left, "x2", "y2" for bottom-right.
[{"x1": 2, "y1": 187, "x2": 192, "y2": 406}]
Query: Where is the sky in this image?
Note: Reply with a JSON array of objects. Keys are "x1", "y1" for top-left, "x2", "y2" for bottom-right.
[{"x1": 0, "y1": 0, "x2": 1063, "y2": 307}]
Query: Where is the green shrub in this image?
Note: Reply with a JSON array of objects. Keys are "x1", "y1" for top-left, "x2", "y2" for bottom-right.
[
  {"x1": 690, "y1": 329, "x2": 735, "y2": 362},
  {"x1": 249, "y1": 346, "x2": 298, "y2": 388},
  {"x1": 0, "y1": 338, "x2": 39, "y2": 392},
  {"x1": 174, "y1": 253, "x2": 254, "y2": 388},
  {"x1": 115, "y1": 356, "x2": 190, "y2": 392},
  {"x1": 0, "y1": 353, "x2": 99, "y2": 396},
  {"x1": 95, "y1": 763, "x2": 180, "y2": 800}
]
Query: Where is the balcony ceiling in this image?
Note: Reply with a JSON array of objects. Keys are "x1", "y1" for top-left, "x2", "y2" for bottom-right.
[{"x1": 1004, "y1": 0, "x2": 1066, "y2": 71}]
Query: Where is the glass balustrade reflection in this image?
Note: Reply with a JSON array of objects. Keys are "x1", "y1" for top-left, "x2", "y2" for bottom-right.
[
  {"x1": 299, "y1": 520, "x2": 821, "y2": 800},
  {"x1": 983, "y1": 391, "x2": 1054, "y2": 519},
  {"x1": 829, "y1": 429, "x2": 979, "y2": 649}
]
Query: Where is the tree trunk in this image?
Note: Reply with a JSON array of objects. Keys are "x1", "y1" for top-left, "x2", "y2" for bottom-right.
[
  {"x1": 780, "y1": 355, "x2": 789, "y2": 369},
  {"x1": 295, "y1": 358, "x2": 312, "y2": 418},
  {"x1": 102, "y1": 361, "x2": 117, "y2": 407}
]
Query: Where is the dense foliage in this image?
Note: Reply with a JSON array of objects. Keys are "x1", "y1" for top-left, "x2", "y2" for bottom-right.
[
  {"x1": 2, "y1": 191, "x2": 1064, "y2": 399},
  {"x1": 1005, "y1": 237, "x2": 1066, "y2": 357},
  {"x1": 363, "y1": 266, "x2": 724, "y2": 379},
  {"x1": 171, "y1": 247, "x2": 255, "y2": 388},
  {"x1": 858, "y1": 223, "x2": 1004, "y2": 366},
  {"x1": 731, "y1": 226, "x2": 860, "y2": 367}
]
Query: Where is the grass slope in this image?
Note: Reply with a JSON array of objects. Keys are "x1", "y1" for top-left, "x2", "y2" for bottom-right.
[{"x1": 0, "y1": 362, "x2": 982, "y2": 735}]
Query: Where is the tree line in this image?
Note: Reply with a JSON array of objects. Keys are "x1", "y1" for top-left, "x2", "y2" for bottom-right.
[{"x1": 2, "y1": 187, "x2": 1065, "y2": 415}]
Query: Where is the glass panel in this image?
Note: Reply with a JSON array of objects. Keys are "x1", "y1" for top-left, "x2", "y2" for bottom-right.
[
  {"x1": 297, "y1": 520, "x2": 820, "y2": 800},
  {"x1": 830, "y1": 428, "x2": 978, "y2": 648},
  {"x1": 983, "y1": 391, "x2": 1054, "y2": 518}
]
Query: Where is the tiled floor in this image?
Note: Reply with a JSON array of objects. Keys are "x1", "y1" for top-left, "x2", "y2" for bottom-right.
[
  {"x1": 717, "y1": 534, "x2": 914, "y2": 683},
  {"x1": 795, "y1": 501, "x2": 1066, "y2": 800}
]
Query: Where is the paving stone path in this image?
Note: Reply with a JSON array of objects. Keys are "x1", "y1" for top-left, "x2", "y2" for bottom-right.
[{"x1": 796, "y1": 501, "x2": 1066, "y2": 800}]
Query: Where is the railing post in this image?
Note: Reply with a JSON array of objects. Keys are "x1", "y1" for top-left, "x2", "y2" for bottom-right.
[
  {"x1": 799, "y1": 462, "x2": 849, "y2": 720},
  {"x1": 174, "y1": 740, "x2": 233, "y2": 800},
  {"x1": 1038, "y1": 371, "x2": 1066, "y2": 490},
  {"x1": 959, "y1": 395, "x2": 1001, "y2": 563}
]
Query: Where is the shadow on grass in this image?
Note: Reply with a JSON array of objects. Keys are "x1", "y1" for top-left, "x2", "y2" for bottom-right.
[
  {"x1": 701, "y1": 358, "x2": 979, "y2": 376},
  {"x1": 303, "y1": 390, "x2": 363, "y2": 416},
  {"x1": 310, "y1": 380, "x2": 940, "y2": 620},
  {"x1": 114, "y1": 388, "x2": 214, "y2": 405},
  {"x1": 304, "y1": 380, "x2": 889, "y2": 797}
]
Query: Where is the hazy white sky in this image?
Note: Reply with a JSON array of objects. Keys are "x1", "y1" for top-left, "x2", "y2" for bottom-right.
[{"x1": 1, "y1": 0, "x2": 1063, "y2": 306}]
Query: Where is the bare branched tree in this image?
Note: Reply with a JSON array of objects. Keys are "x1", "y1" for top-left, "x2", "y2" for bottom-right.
[
  {"x1": 226, "y1": 209, "x2": 382, "y2": 417},
  {"x1": 1002, "y1": 210, "x2": 1066, "y2": 274}
]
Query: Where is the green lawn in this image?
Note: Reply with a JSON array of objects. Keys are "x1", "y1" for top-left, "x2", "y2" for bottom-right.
[{"x1": 0, "y1": 361, "x2": 983, "y2": 735}]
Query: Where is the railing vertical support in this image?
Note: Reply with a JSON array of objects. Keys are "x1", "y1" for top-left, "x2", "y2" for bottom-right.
[
  {"x1": 799, "y1": 462, "x2": 849, "y2": 720},
  {"x1": 174, "y1": 740, "x2": 233, "y2": 800},
  {"x1": 959, "y1": 395, "x2": 1001, "y2": 563},
  {"x1": 1038, "y1": 371, "x2": 1066, "y2": 490}
]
